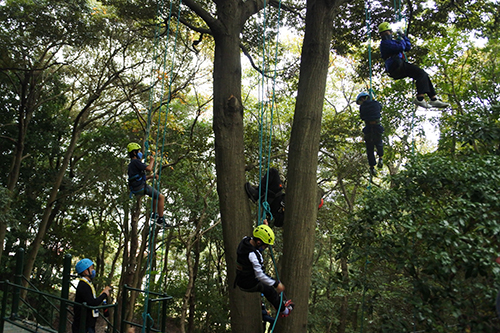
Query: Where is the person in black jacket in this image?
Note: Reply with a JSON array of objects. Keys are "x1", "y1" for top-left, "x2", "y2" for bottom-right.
[
  {"x1": 378, "y1": 22, "x2": 449, "y2": 109},
  {"x1": 72, "y1": 259, "x2": 111, "y2": 333},
  {"x1": 357, "y1": 92, "x2": 384, "y2": 176},
  {"x1": 235, "y1": 222, "x2": 294, "y2": 318},
  {"x1": 127, "y1": 142, "x2": 166, "y2": 227}
]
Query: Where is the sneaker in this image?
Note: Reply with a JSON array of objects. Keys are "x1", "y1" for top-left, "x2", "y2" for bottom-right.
[
  {"x1": 412, "y1": 98, "x2": 430, "y2": 109},
  {"x1": 244, "y1": 182, "x2": 259, "y2": 203},
  {"x1": 279, "y1": 300, "x2": 294, "y2": 318},
  {"x1": 428, "y1": 99, "x2": 450, "y2": 108},
  {"x1": 377, "y1": 157, "x2": 383, "y2": 169},
  {"x1": 155, "y1": 216, "x2": 165, "y2": 228},
  {"x1": 370, "y1": 167, "x2": 377, "y2": 176}
]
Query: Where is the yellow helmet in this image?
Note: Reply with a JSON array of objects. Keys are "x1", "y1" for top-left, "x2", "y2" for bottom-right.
[
  {"x1": 127, "y1": 142, "x2": 141, "y2": 153},
  {"x1": 253, "y1": 225, "x2": 275, "y2": 245},
  {"x1": 378, "y1": 22, "x2": 392, "y2": 34}
]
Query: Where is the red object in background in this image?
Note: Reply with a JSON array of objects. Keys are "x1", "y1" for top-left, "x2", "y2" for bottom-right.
[
  {"x1": 318, "y1": 198, "x2": 324, "y2": 209},
  {"x1": 495, "y1": 256, "x2": 500, "y2": 265}
]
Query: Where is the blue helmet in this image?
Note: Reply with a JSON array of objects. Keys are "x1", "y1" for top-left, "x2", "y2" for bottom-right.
[
  {"x1": 75, "y1": 258, "x2": 94, "y2": 274},
  {"x1": 356, "y1": 92, "x2": 370, "y2": 105}
]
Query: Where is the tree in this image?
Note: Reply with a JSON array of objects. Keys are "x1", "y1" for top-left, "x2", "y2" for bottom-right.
[{"x1": 0, "y1": 0, "x2": 99, "y2": 263}]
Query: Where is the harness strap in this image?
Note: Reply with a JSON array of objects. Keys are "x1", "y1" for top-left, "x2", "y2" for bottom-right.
[{"x1": 79, "y1": 278, "x2": 99, "y2": 318}]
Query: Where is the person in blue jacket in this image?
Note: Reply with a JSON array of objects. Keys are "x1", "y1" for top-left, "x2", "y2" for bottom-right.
[
  {"x1": 378, "y1": 22, "x2": 449, "y2": 109},
  {"x1": 357, "y1": 92, "x2": 384, "y2": 176}
]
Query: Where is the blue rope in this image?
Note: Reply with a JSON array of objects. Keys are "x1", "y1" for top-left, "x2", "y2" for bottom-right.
[
  {"x1": 364, "y1": 0, "x2": 373, "y2": 99},
  {"x1": 257, "y1": 0, "x2": 282, "y2": 228},
  {"x1": 269, "y1": 246, "x2": 283, "y2": 332},
  {"x1": 140, "y1": 1, "x2": 182, "y2": 332}
]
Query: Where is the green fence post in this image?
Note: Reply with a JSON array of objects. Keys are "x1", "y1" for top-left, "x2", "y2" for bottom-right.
[
  {"x1": 146, "y1": 298, "x2": 151, "y2": 333},
  {"x1": 79, "y1": 302, "x2": 87, "y2": 333},
  {"x1": 160, "y1": 297, "x2": 167, "y2": 333},
  {"x1": 11, "y1": 248, "x2": 24, "y2": 318},
  {"x1": 0, "y1": 281, "x2": 8, "y2": 333},
  {"x1": 113, "y1": 299, "x2": 119, "y2": 333},
  {"x1": 58, "y1": 253, "x2": 71, "y2": 333},
  {"x1": 120, "y1": 285, "x2": 128, "y2": 333}
]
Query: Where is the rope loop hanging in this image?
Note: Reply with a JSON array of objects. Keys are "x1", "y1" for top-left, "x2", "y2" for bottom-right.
[{"x1": 140, "y1": 1, "x2": 183, "y2": 332}]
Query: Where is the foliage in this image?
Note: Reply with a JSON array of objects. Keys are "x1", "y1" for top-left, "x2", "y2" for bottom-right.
[{"x1": 0, "y1": 0, "x2": 499, "y2": 332}]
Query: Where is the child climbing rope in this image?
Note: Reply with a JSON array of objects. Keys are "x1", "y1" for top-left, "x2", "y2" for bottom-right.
[
  {"x1": 357, "y1": 92, "x2": 384, "y2": 176},
  {"x1": 127, "y1": 142, "x2": 166, "y2": 228},
  {"x1": 378, "y1": 22, "x2": 450, "y2": 109},
  {"x1": 234, "y1": 221, "x2": 294, "y2": 318},
  {"x1": 72, "y1": 259, "x2": 112, "y2": 333}
]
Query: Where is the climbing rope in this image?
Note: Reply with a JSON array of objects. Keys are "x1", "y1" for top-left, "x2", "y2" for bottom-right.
[
  {"x1": 364, "y1": 0, "x2": 374, "y2": 99},
  {"x1": 140, "y1": 1, "x2": 182, "y2": 332},
  {"x1": 257, "y1": 0, "x2": 283, "y2": 227},
  {"x1": 253, "y1": 2, "x2": 286, "y2": 331}
]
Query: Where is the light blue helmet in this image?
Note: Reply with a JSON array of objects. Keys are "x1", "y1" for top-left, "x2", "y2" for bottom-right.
[
  {"x1": 356, "y1": 92, "x2": 370, "y2": 105},
  {"x1": 75, "y1": 258, "x2": 94, "y2": 274}
]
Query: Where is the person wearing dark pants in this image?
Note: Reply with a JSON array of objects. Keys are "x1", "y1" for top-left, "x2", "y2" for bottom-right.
[
  {"x1": 72, "y1": 259, "x2": 111, "y2": 333},
  {"x1": 234, "y1": 223, "x2": 294, "y2": 318},
  {"x1": 357, "y1": 92, "x2": 384, "y2": 176},
  {"x1": 378, "y1": 22, "x2": 450, "y2": 109}
]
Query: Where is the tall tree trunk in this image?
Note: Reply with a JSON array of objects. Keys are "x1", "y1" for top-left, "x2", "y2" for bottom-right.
[
  {"x1": 277, "y1": 0, "x2": 343, "y2": 332},
  {"x1": 187, "y1": 239, "x2": 200, "y2": 333},
  {"x1": 210, "y1": 3, "x2": 261, "y2": 332},
  {"x1": 22, "y1": 105, "x2": 91, "y2": 285},
  {"x1": 1, "y1": 72, "x2": 37, "y2": 263},
  {"x1": 338, "y1": 257, "x2": 349, "y2": 333}
]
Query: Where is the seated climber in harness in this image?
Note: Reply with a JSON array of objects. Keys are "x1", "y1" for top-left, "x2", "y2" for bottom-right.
[
  {"x1": 245, "y1": 168, "x2": 324, "y2": 227},
  {"x1": 127, "y1": 142, "x2": 166, "y2": 227},
  {"x1": 245, "y1": 168, "x2": 285, "y2": 227},
  {"x1": 234, "y1": 222, "x2": 294, "y2": 318},
  {"x1": 357, "y1": 92, "x2": 384, "y2": 176},
  {"x1": 378, "y1": 22, "x2": 449, "y2": 109}
]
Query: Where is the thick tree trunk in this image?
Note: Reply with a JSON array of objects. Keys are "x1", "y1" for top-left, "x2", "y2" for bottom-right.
[
  {"x1": 277, "y1": 0, "x2": 343, "y2": 332},
  {"x1": 210, "y1": 2, "x2": 262, "y2": 332}
]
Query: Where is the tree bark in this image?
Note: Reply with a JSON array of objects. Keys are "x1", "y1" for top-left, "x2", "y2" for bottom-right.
[{"x1": 277, "y1": 0, "x2": 344, "y2": 332}]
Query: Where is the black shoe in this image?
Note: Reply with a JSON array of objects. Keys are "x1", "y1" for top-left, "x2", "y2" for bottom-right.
[
  {"x1": 244, "y1": 182, "x2": 259, "y2": 203},
  {"x1": 377, "y1": 157, "x2": 383, "y2": 169},
  {"x1": 370, "y1": 167, "x2": 377, "y2": 176},
  {"x1": 156, "y1": 216, "x2": 165, "y2": 228}
]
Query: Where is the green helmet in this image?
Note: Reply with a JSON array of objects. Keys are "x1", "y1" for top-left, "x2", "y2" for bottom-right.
[
  {"x1": 253, "y1": 225, "x2": 275, "y2": 245},
  {"x1": 127, "y1": 142, "x2": 141, "y2": 153},
  {"x1": 378, "y1": 22, "x2": 391, "y2": 34}
]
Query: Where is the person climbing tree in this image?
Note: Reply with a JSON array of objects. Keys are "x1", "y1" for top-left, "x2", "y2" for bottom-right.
[
  {"x1": 127, "y1": 142, "x2": 166, "y2": 227},
  {"x1": 245, "y1": 168, "x2": 324, "y2": 227},
  {"x1": 261, "y1": 299, "x2": 275, "y2": 332},
  {"x1": 234, "y1": 222, "x2": 294, "y2": 318},
  {"x1": 72, "y1": 259, "x2": 111, "y2": 333},
  {"x1": 378, "y1": 22, "x2": 450, "y2": 109},
  {"x1": 245, "y1": 168, "x2": 285, "y2": 227},
  {"x1": 357, "y1": 92, "x2": 384, "y2": 176}
]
